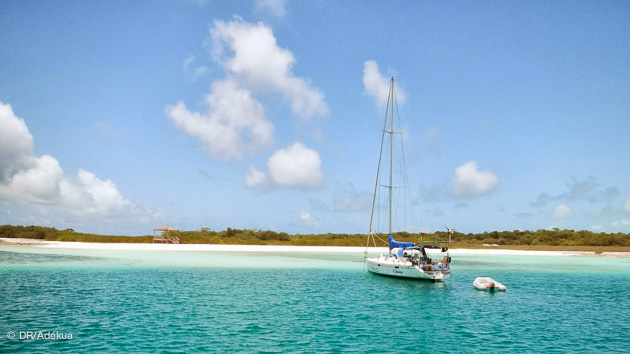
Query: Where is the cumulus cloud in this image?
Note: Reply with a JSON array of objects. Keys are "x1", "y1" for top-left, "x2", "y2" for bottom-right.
[
  {"x1": 59, "y1": 169, "x2": 131, "y2": 216},
  {"x1": 167, "y1": 78, "x2": 274, "y2": 160},
  {"x1": 299, "y1": 211, "x2": 319, "y2": 229},
  {"x1": 170, "y1": 18, "x2": 327, "y2": 161},
  {"x1": 0, "y1": 102, "x2": 135, "y2": 219},
  {"x1": 0, "y1": 102, "x2": 33, "y2": 179},
  {"x1": 0, "y1": 155, "x2": 63, "y2": 204},
  {"x1": 266, "y1": 142, "x2": 323, "y2": 188},
  {"x1": 211, "y1": 18, "x2": 327, "y2": 118},
  {"x1": 553, "y1": 204, "x2": 573, "y2": 219},
  {"x1": 362, "y1": 60, "x2": 405, "y2": 108},
  {"x1": 452, "y1": 161, "x2": 499, "y2": 198},
  {"x1": 244, "y1": 142, "x2": 323, "y2": 189}
]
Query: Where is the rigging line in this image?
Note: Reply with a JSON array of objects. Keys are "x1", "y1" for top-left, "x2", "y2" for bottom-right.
[
  {"x1": 400, "y1": 124, "x2": 416, "y2": 232},
  {"x1": 378, "y1": 199, "x2": 382, "y2": 233},
  {"x1": 368, "y1": 87, "x2": 391, "y2": 236},
  {"x1": 373, "y1": 233, "x2": 387, "y2": 245},
  {"x1": 366, "y1": 232, "x2": 387, "y2": 254},
  {"x1": 388, "y1": 79, "x2": 394, "y2": 235},
  {"x1": 394, "y1": 83, "x2": 418, "y2": 234}
]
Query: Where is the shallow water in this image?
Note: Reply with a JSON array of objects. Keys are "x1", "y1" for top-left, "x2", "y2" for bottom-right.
[{"x1": 1, "y1": 245, "x2": 629, "y2": 353}]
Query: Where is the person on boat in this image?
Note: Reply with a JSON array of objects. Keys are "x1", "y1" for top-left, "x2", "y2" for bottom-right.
[{"x1": 420, "y1": 247, "x2": 429, "y2": 263}]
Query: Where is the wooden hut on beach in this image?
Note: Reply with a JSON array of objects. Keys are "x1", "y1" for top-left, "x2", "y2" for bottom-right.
[{"x1": 153, "y1": 225, "x2": 180, "y2": 244}]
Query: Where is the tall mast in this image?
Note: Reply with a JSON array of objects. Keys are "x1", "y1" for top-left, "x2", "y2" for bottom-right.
[
  {"x1": 366, "y1": 77, "x2": 397, "y2": 240},
  {"x1": 388, "y1": 77, "x2": 394, "y2": 235}
]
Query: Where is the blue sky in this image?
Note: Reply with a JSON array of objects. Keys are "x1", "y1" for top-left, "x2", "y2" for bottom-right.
[{"x1": 1, "y1": 0, "x2": 629, "y2": 236}]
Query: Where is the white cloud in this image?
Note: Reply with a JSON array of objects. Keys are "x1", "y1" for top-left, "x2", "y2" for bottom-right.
[
  {"x1": 245, "y1": 142, "x2": 324, "y2": 190},
  {"x1": 0, "y1": 156, "x2": 129, "y2": 218},
  {"x1": 452, "y1": 161, "x2": 499, "y2": 198},
  {"x1": 299, "y1": 211, "x2": 319, "y2": 229},
  {"x1": 266, "y1": 142, "x2": 323, "y2": 189},
  {"x1": 0, "y1": 101, "x2": 148, "y2": 222},
  {"x1": 0, "y1": 102, "x2": 34, "y2": 179},
  {"x1": 166, "y1": 78, "x2": 274, "y2": 160},
  {"x1": 624, "y1": 197, "x2": 630, "y2": 213},
  {"x1": 362, "y1": 60, "x2": 405, "y2": 108},
  {"x1": 60, "y1": 169, "x2": 131, "y2": 216},
  {"x1": 244, "y1": 165, "x2": 268, "y2": 189},
  {"x1": 0, "y1": 154, "x2": 63, "y2": 204},
  {"x1": 553, "y1": 204, "x2": 573, "y2": 219},
  {"x1": 170, "y1": 19, "x2": 327, "y2": 162},
  {"x1": 211, "y1": 18, "x2": 327, "y2": 118},
  {"x1": 255, "y1": 0, "x2": 287, "y2": 18}
]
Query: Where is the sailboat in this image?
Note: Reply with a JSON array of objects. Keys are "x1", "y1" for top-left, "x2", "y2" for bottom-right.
[{"x1": 364, "y1": 78, "x2": 453, "y2": 281}]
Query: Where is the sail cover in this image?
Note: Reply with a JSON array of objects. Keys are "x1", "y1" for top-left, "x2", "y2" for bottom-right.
[{"x1": 388, "y1": 234, "x2": 415, "y2": 250}]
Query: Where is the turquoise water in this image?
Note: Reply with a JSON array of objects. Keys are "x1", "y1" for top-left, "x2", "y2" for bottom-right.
[{"x1": 1, "y1": 246, "x2": 629, "y2": 353}]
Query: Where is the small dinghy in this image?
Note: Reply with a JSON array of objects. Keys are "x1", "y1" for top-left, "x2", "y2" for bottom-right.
[{"x1": 473, "y1": 277, "x2": 506, "y2": 291}]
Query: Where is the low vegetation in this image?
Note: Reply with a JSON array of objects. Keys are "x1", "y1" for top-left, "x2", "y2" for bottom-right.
[
  {"x1": 1, "y1": 225, "x2": 629, "y2": 251},
  {"x1": 0, "y1": 225, "x2": 154, "y2": 243}
]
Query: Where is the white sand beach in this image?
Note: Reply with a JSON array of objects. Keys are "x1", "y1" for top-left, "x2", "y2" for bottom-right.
[{"x1": 2, "y1": 237, "x2": 628, "y2": 257}]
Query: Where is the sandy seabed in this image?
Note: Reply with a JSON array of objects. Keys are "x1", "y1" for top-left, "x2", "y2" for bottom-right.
[{"x1": 2, "y1": 237, "x2": 629, "y2": 257}]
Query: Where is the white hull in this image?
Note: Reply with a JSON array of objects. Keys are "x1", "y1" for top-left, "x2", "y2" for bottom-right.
[
  {"x1": 473, "y1": 277, "x2": 506, "y2": 291},
  {"x1": 365, "y1": 256, "x2": 451, "y2": 281}
]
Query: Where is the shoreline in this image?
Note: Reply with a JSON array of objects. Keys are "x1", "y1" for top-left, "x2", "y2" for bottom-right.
[{"x1": 2, "y1": 238, "x2": 629, "y2": 257}]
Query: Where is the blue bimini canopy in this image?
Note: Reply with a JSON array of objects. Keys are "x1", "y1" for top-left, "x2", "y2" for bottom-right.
[{"x1": 388, "y1": 234, "x2": 415, "y2": 250}]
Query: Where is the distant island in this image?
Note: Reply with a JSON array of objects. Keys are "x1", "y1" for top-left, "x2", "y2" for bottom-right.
[{"x1": 1, "y1": 225, "x2": 629, "y2": 253}]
